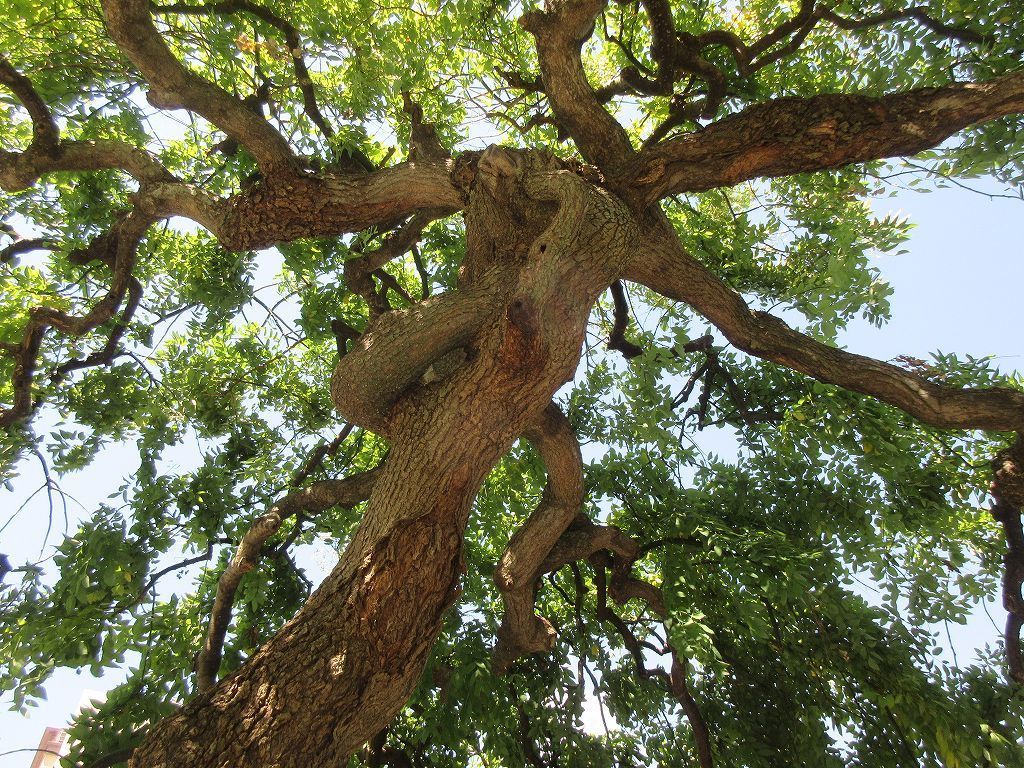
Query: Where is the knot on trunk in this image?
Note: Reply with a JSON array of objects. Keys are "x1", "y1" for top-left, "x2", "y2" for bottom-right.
[{"x1": 500, "y1": 295, "x2": 546, "y2": 368}]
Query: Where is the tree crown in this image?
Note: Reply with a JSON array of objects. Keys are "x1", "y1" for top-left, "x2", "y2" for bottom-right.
[{"x1": 2, "y1": 0, "x2": 1024, "y2": 766}]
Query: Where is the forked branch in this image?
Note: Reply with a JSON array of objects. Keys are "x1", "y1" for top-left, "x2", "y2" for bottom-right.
[{"x1": 590, "y1": 554, "x2": 714, "y2": 768}]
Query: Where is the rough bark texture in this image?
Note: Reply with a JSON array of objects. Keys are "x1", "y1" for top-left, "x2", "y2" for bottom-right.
[
  {"x1": 129, "y1": 146, "x2": 640, "y2": 767},
  {"x1": 4, "y1": 1, "x2": 1024, "y2": 763}
]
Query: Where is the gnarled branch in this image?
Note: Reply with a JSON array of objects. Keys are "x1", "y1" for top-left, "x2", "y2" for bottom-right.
[
  {"x1": 0, "y1": 212, "x2": 152, "y2": 428},
  {"x1": 330, "y1": 270, "x2": 503, "y2": 435}
]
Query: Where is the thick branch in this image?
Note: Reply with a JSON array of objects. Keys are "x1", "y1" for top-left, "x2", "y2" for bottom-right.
[
  {"x1": 330, "y1": 272, "x2": 504, "y2": 435},
  {"x1": 5, "y1": 150, "x2": 460, "y2": 252},
  {"x1": 520, "y1": 0, "x2": 635, "y2": 176},
  {"x1": 625, "y1": 219, "x2": 1024, "y2": 432},
  {"x1": 195, "y1": 467, "x2": 380, "y2": 692},
  {"x1": 492, "y1": 402, "x2": 584, "y2": 674},
  {"x1": 100, "y1": 0, "x2": 296, "y2": 171},
  {"x1": 630, "y1": 68, "x2": 1024, "y2": 203},
  {"x1": 992, "y1": 438, "x2": 1024, "y2": 685},
  {"x1": 152, "y1": 1, "x2": 350, "y2": 158},
  {"x1": 218, "y1": 161, "x2": 462, "y2": 250}
]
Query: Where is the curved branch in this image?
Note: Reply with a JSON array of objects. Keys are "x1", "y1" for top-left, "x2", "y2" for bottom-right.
[
  {"x1": 607, "y1": 280, "x2": 643, "y2": 360},
  {"x1": 820, "y1": 7, "x2": 990, "y2": 48},
  {"x1": 0, "y1": 56, "x2": 222, "y2": 234},
  {"x1": 0, "y1": 55, "x2": 60, "y2": 153},
  {"x1": 625, "y1": 218, "x2": 1024, "y2": 432},
  {"x1": 630, "y1": 68, "x2": 1024, "y2": 203},
  {"x1": 492, "y1": 402, "x2": 584, "y2": 674},
  {"x1": 0, "y1": 212, "x2": 152, "y2": 428},
  {"x1": 0, "y1": 237, "x2": 56, "y2": 264},
  {"x1": 520, "y1": 0, "x2": 635, "y2": 176},
  {"x1": 330, "y1": 271, "x2": 503, "y2": 434},
  {"x1": 195, "y1": 466, "x2": 381, "y2": 692},
  {"x1": 151, "y1": 0, "x2": 353, "y2": 161},
  {"x1": 0, "y1": 58, "x2": 183, "y2": 199},
  {"x1": 344, "y1": 209, "x2": 449, "y2": 309},
  {"x1": 100, "y1": 0, "x2": 296, "y2": 171}
]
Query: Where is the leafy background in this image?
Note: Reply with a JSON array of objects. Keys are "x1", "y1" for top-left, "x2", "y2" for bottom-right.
[{"x1": 2, "y1": 0, "x2": 1024, "y2": 765}]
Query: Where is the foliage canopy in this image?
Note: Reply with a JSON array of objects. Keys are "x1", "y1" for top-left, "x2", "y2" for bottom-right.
[{"x1": 2, "y1": 0, "x2": 1024, "y2": 766}]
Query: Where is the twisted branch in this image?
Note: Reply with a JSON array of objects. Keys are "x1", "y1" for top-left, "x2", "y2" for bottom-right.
[{"x1": 0, "y1": 213, "x2": 152, "y2": 428}]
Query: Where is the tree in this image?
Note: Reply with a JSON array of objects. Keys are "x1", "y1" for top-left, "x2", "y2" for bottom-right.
[{"x1": 2, "y1": 0, "x2": 1024, "y2": 764}]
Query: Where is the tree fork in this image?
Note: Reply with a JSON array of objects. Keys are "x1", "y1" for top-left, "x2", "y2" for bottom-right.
[{"x1": 128, "y1": 147, "x2": 641, "y2": 767}]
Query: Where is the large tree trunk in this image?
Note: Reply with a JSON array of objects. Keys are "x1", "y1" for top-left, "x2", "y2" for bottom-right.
[{"x1": 128, "y1": 148, "x2": 638, "y2": 767}]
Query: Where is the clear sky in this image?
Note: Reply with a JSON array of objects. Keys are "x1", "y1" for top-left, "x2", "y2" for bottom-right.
[{"x1": 1, "y1": 176, "x2": 1022, "y2": 767}]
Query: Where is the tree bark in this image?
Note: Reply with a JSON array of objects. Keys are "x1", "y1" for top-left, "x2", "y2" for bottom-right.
[{"x1": 128, "y1": 146, "x2": 640, "y2": 767}]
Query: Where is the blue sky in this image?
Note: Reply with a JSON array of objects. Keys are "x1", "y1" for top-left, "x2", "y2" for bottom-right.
[{"x1": 1, "y1": 176, "x2": 1022, "y2": 766}]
